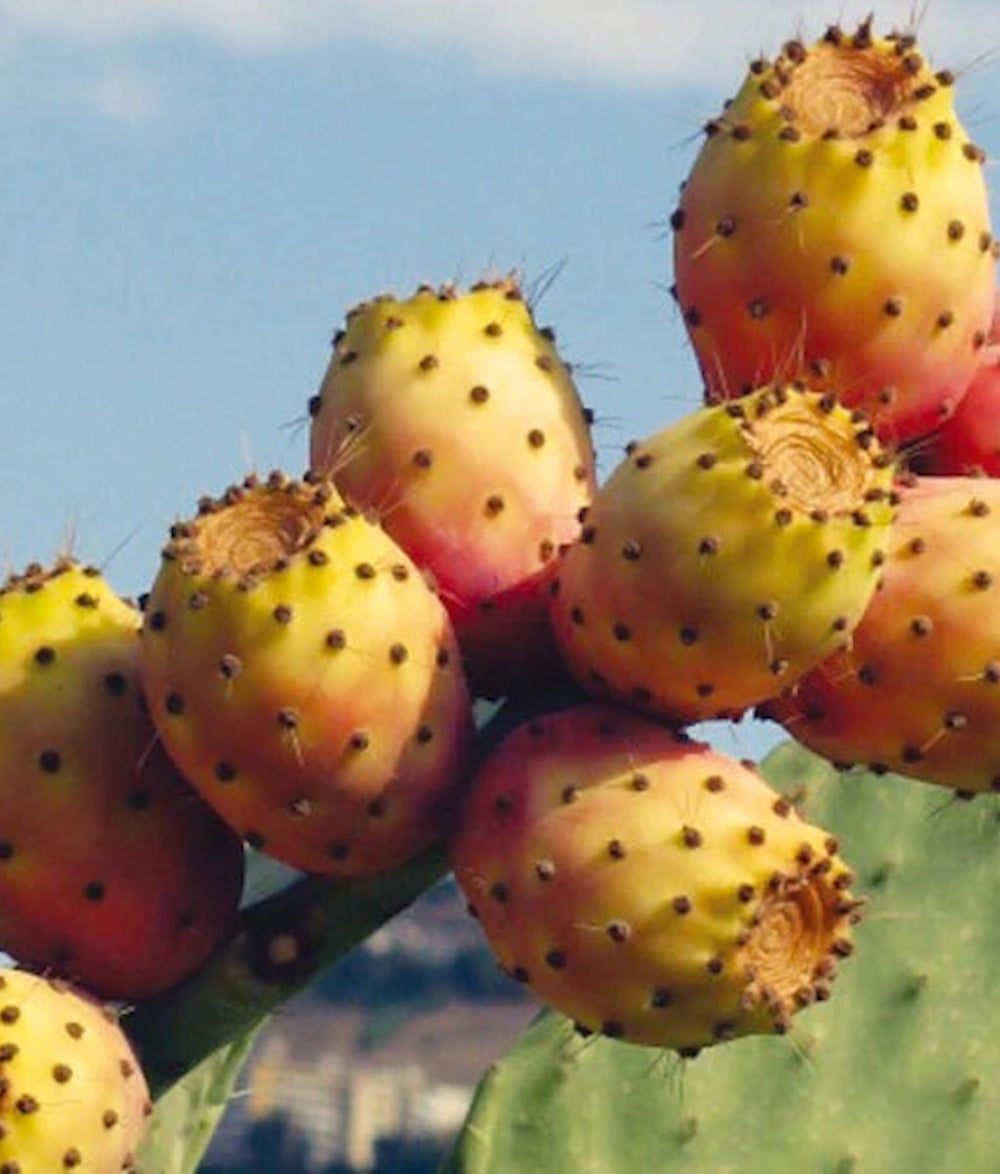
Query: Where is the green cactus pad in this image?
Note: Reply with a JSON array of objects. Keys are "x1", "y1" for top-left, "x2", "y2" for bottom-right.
[
  {"x1": 442, "y1": 741, "x2": 1000, "y2": 1173},
  {"x1": 134, "y1": 1029, "x2": 261, "y2": 1174}
]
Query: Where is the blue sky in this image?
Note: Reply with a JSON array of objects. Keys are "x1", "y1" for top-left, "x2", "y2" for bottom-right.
[{"x1": 1, "y1": 0, "x2": 997, "y2": 760}]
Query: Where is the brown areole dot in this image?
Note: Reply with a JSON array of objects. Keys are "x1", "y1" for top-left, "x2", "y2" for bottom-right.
[
  {"x1": 219, "y1": 653, "x2": 243, "y2": 679},
  {"x1": 607, "y1": 921, "x2": 631, "y2": 943},
  {"x1": 38, "y1": 749, "x2": 61, "y2": 773}
]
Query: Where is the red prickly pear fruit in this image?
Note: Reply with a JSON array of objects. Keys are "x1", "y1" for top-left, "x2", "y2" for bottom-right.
[
  {"x1": 763, "y1": 475, "x2": 1000, "y2": 794},
  {"x1": 139, "y1": 472, "x2": 475, "y2": 878},
  {"x1": 0, "y1": 561, "x2": 244, "y2": 1001},
  {"x1": 671, "y1": 18, "x2": 997, "y2": 444},
  {"x1": 914, "y1": 292, "x2": 1000, "y2": 475},
  {"x1": 308, "y1": 276, "x2": 597, "y2": 698},
  {"x1": 450, "y1": 704, "x2": 859, "y2": 1053},
  {"x1": 549, "y1": 383, "x2": 897, "y2": 724},
  {"x1": 0, "y1": 969, "x2": 151, "y2": 1171}
]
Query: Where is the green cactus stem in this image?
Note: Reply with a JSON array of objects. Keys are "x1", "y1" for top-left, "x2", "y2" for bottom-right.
[{"x1": 125, "y1": 843, "x2": 448, "y2": 1100}]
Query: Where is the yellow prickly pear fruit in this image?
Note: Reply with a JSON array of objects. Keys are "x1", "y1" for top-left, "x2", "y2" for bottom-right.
[
  {"x1": 672, "y1": 18, "x2": 997, "y2": 443},
  {"x1": 451, "y1": 705, "x2": 859, "y2": 1054}
]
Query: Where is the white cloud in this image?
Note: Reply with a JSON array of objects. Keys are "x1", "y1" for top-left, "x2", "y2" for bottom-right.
[
  {"x1": 82, "y1": 64, "x2": 163, "y2": 124},
  {"x1": 0, "y1": 0, "x2": 995, "y2": 90}
]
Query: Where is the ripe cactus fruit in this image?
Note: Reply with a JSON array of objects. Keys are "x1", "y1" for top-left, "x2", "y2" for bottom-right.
[
  {"x1": 763, "y1": 474, "x2": 1000, "y2": 794},
  {"x1": 0, "y1": 560, "x2": 244, "y2": 1001},
  {"x1": 450, "y1": 704, "x2": 859, "y2": 1053},
  {"x1": 308, "y1": 276, "x2": 597, "y2": 697},
  {"x1": 444, "y1": 743, "x2": 1000, "y2": 1174},
  {"x1": 671, "y1": 18, "x2": 997, "y2": 443},
  {"x1": 0, "y1": 968, "x2": 151, "y2": 1172},
  {"x1": 139, "y1": 472, "x2": 475, "y2": 877},
  {"x1": 549, "y1": 383, "x2": 896, "y2": 724},
  {"x1": 916, "y1": 292, "x2": 1000, "y2": 475}
]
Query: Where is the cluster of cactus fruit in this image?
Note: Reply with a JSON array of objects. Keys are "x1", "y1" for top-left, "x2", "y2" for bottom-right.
[{"x1": 1, "y1": 14, "x2": 998, "y2": 1172}]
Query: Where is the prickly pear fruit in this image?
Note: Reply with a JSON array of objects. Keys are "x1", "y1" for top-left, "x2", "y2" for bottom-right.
[
  {"x1": 0, "y1": 968, "x2": 151, "y2": 1172},
  {"x1": 0, "y1": 560, "x2": 244, "y2": 1001},
  {"x1": 308, "y1": 276, "x2": 597, "y2": 697},
  {"x1": 139, "y1": 472, "x2": 475, "y2": 877},
  {"x1": 916, "y1": 292, "x2": 1000, "y2": 474},
  {"x1": 671, "y1": 18, "x2": 997, "y2": 443},
  {"x1": 549, "y1": 383, "x2": 896, "y2": 724},
  {"x1": 763, "y1": 474, "x2": 1000, "y2": 795},
  {"x1": 450, "y1": 704, "x2": 859, "y2": 1053}
]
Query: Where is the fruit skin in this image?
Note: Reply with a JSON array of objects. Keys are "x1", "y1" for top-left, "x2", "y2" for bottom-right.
[
  {"x1": 549, "y1": 383, "x2": 896, "y2": 724},
  {"x1": 140, "y1": 472, "x2": 475, "y2": 878},
  {"x1": 308, "y1": 276, "x2": 597, "y2": 697},
  {"x1": 450, "y1": 703, "x2": 858, "y2": 1054},
  {"x1": 0, "y1": 968, "x2": 151, "y2": 1172},
  {"x1": 915, "y1": 291, "x2": 1000, "y2": 475},
  {"x1": 0, "y1": 560, "x2": 244, "y2": 1001},
  {"x1": 763, "y1": 474, "x2": 1000, "y2": 794},
  {"x1": 671, "y1": 19, "x2": 997, "y2": 444}
]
